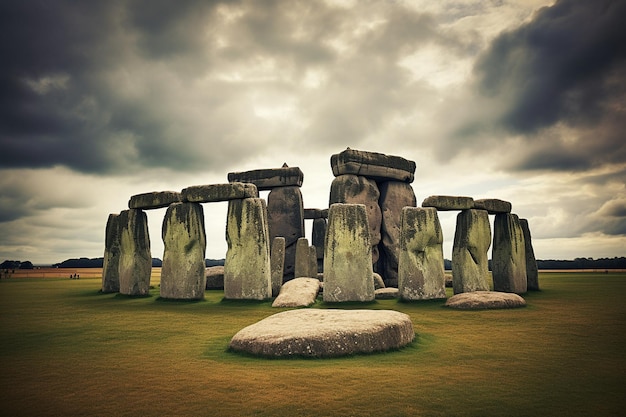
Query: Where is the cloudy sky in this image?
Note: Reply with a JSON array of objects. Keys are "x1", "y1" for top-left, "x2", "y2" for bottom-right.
[{"x1": 1, "y1": 0, "x2": 625, "y2": 265}]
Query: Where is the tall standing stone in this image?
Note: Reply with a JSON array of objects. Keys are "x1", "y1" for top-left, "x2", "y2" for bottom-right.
[
  {"x1": 160, "y1": 202, "x2": 207, "y2": 300},
  {"x1": 398, "y1": 207, "x2": 446, "y2": 300},
  {"x1": 102, "y1": 213, "x2": 121, "y2": 293},
  {"x1": 329, "y1": 174, "x2": 381, "y2": 264},
  {"x1": 493, "y1": 213, "x2": 527, "y2": 294},
  {"x1": 312, "y1": 217, "x2": 326, "y2": 273},
  {"x1": 118, "y1": 209, "x2": 152, "y2": 296},
  {"x1": 323, "y1": 203, "x2": 374, "y2": 302},
  {"x1": 224, "y1": 198, "x2": 272, "y2": 300},
  {"x1": 294, "y1": 237, "x2": 311, "y2": 278},
  {"x1": 270, "y1": 237, "x2": 285, "y2": 297},
  {"x1": 520, "y1": 218, "x2": 539, "y2": 291},
  {"x1": 379, "y1": 181, "x2": 417, "y2": 287},
  {"x1": 308, "y1": 246, "x2": 318, "y2": 279},
  {"x1": 451, "y1": 209, "x2": 491, "y2": 294},
  {"x1": 267, "y1": 186, "x2": 304, "y2": 281}
]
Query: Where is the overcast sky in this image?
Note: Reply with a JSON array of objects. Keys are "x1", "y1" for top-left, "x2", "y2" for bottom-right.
[{"x1": 1, "y1": 0, "x2": 625, "y2": 265}]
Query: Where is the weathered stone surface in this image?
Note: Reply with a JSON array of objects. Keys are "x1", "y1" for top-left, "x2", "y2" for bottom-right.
[
  {"x1": 473, "y1": 199, "x2": 512, "y2": 214},
  {"x1": 323, "y1": 204, "x2": 375, "y2": 302},
  {"x1": 379, "y1": 181, "x2": 417, "y2": 286},
  {"x1": 229, "y1": 309, "x2": 414, "y2": 358},
  {"x1": 329, "y1": 174, "x2": 381, "y2": 263},
  {"x1": 493, "y1": 213, "x2": 527, "y2": 294},
  {"x1": 304, "y1": 208, "x2": 328, "y2": 219},
  {"x1": 422, "y1": 195, "x2": 474, "y2": 211},
  {"x1": 445, "y1": 273, "x2": 453, "y2": 288},
  {"x1": 118, "y1": 209, "x2": 152, "y2": 296},
  {"x1": 375, "y1": 287, "x2": 399, "y2": 299},
  {"x1": 271, "y1": 277, "x2": 321, "y2": 308},
  {"x1": 398, "y1": 207, "x2": 447, "y2": 300},
  {"x1": 331, "y1": 148, "x2": 416, "y2": 183},
  {"x1": 102, "y1": 213, "x2": 121, "y2": 293},
  {"x1": 270, "y1": 237, "x2": 285, "y2": 297},
  {"x1": 445, "y1": 291, "x2": 526, "y2": 309},
  {"x1": 224, "y1": 198, "x2": 272, "y2": 300},
  {"x1": 312, "y1": 217, "x2": 326, "y2": 272},
  {"x1": 451, "y1": 209, "x2": 491, "y2": 294},
  {"x1": 294, "y1": 238, "x2": 311, "y2": 278},
  {"x1": 182, "y1": 182, "x2": 258, "y2": 203},
  {"x1": 373, "y1": 272, "x2": 385, "y2": 289},
  {"x1": 227, "y1": 166, "x2": 304, "y2": 190},
  {"x1": 308, "y1": 246, "x2": 318, "y2": 279},
  {"x1": 160, "y1": 202, "x2": 206, "y2": 300},
  {"x1": 205, "y1": 266, "x2": 224, "y2": 290},
  {"x1": 128, "y1": 191, "x2": 182, "y2": 210},
  {"x1": 520, "y1": 218, "x2": 539, "y2": 291},
  {"x1": 267, "y1": 186, "x2": 304, "y2": 280}
]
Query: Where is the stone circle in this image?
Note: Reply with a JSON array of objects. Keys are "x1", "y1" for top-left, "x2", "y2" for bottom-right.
[
  {"x1": 228, "y1": 309, "x2": 415, "y2": 358},
  {"x1": 444, "y1": 291, "x2": 526, "y2": 309}
]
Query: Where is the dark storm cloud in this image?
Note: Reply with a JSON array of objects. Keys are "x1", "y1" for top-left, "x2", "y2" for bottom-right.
[
  {"x1": 1, "y1": 0, "x2": 457, "y2": 175},
  {"x1": 450, "y1": 0, "x2": 626, "y2": 172}
]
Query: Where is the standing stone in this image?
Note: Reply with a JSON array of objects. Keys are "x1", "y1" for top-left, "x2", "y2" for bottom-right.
[
  {"x1": 379, "y1": 181, "x2": 417, "y2": 287},
  {"x1": 520, "y1": 218, "x2": 540, "y2": 291},
  {"x1": 329, "y1": 174, "x2": 381, "y2": 264},
  {"x1": 102, "y1": 213, "x2": 121, "y2": 293},
  {"x1": 493, "y1": 213, "x2": 527, "y2": 294},
  {"x1": 451, "y1": 209, "x2": 491, "y2": 294},
  {"x1": 308, "y1": 246, "x2": 318, "y2": 279},
  {"x1": 160, "y1": 202, "x2": 206, "y2": 300},
  {"x1": 294, "y1": 237, "x2": 311, "y2": 278},
  {"x1": 118, "y1": 209, "x2": 152, "y2": 296},
  {"x1": 312, "y1": 217, "x2": 326, "y2": 273},
  {"x1": 398, "y1": 207, "x2": 446, "y2": 300},
  {"x1": 224, "y1": 198, "x2": 272, "y2": 300},
  {"x1": 270, "y1": 237, "x2": 285, "y2": 297},
  {"x1": 323, "y1": 204, "x2": 374, "y2": 302},
  {"x1": 267, "y1": 186, "x2": 304, "y2": 281}
]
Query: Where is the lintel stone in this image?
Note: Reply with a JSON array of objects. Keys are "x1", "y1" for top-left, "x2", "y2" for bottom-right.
[
  {"x1": 330, "y1": 148, "x2": 416, "y2": 183},
  {"x1": 227, "y1": 166, "x2": 304, "y2": 190},
  {"x1": 422, "y1": 195, "x2": 474, "y2": 211},
  {"x1": 128, "y1": 191, "x2": 182, "y2": 210},
  {"x1": 304, "y1": 208, "x2": 329, "y2": 219},
  {"x1": 473, "y1": 198, "x2": 512, "y2": 214},
  {"x1": 182, "y1": 182, "x2": 258, "y2": 203}
]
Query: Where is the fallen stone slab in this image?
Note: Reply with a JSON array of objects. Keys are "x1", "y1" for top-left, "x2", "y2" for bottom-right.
[
  {"x1": 331, "y1": 148, "x2": 416, "y2": 183},
  {"x1": 229, "y1": 309, "x2": 415, "y2": 358},
  {"x1": 128, "y1": 191, "x2": 182, "y2": 210},
  {"x1": 272, "y1": 277, "x2": 321, "y2": 308},
  {"x1": 422, "y1": 195, "x2": 474, "y2": 211},
  {"x1": 182, "y1": 182, "x2": 258, "y2": 203},
  {"x1": 375, "y1": 288, "x2": 399, "y2": 299},
  {"x1": 473, "y1": 199, "x2": 512, "y2": 214},
  {"x1": 228, "y1": 165, "x2": 304, "y2": 190},
  {"x1": 445, "y1": 291, "x2": 526, "y2": 309}
]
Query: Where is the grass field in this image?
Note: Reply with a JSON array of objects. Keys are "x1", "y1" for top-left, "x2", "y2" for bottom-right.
[{"x1": 1, "y1": 271, "x2": 625, "y2": 416}]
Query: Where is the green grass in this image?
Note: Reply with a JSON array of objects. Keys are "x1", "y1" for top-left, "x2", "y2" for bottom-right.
[{"x1": 1, "y1": 273, "x2": 625, "y2": 416}]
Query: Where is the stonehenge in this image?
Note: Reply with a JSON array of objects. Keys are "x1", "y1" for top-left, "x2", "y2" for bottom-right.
[{"x1": 102, "y1": 147, "x2": 539, "y2": 304}]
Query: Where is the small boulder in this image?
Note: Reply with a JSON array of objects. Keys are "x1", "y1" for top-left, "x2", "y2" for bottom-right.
[
  {"x1": 205, "y1": 266, "x2": 224, "y2": 290},
  {"x1": 272, "y1": 277, "x2": 321, "y2": 308},
  {"x1": 445, "y1": 291, "x2": 526, "y2": 309},
  {"x1": 375, "y1": 288, "x2": 399, "y2": 299}
]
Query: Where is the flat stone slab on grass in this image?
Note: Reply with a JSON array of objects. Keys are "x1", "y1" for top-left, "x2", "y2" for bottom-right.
[
  {"x1": 229, "y1": 309, "x2": 415, "y2": 358},
  {"x1": 375, "y1": 288, "x2": 399, "y2": 299},
  {"x1": 272, "y1": 277, "x2": 321, "y2": 308},
  {"x1": 445, "y1": 291, "x2": 526, "y2": 309}
]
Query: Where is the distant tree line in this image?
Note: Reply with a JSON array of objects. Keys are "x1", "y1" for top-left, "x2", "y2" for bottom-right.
[
  {"x1": 0, "y1": 260, "x2": 34, "y2": 270},
  {"x1": 443, "y1": 258, "x2": 626, "y2": 270}
]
